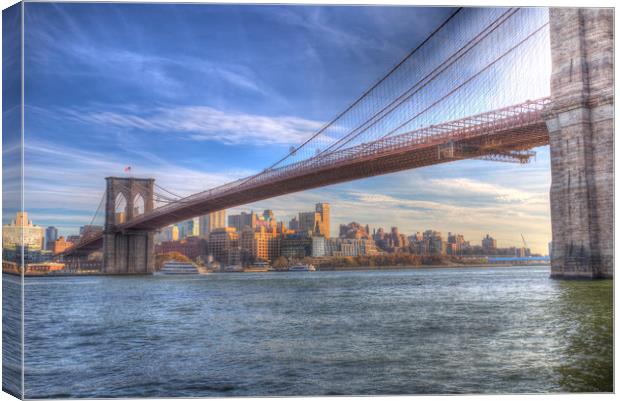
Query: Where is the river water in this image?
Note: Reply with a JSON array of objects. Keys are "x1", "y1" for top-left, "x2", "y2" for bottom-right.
[{"x1": 4, "y1": 265, "x2": 613, "y2": 397}]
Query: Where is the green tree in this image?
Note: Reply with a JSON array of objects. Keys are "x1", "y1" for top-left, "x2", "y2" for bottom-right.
[{"x1": 272, "y1": 256, "x2": 289, "y2": 270}]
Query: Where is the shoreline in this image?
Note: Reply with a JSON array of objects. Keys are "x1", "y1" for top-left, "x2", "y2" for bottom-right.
[
  {"x1": 3, "y1": 263, "x2": 550, "y2": 278},
  {"x1": 314, "y1": 263, "x2": 549, "y2": 272}
]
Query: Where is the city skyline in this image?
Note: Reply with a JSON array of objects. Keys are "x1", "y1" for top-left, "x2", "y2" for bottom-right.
[
  {"x1": 14, "y1": 202, "x2": 546, "y2": 256},
  {"x1": 21, "y1": 3, "x2": 550, "y2": 254}
]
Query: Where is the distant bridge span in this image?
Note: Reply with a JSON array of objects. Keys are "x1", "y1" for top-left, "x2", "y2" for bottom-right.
[{"x1": 64, "y1": 97, "x2": 549, "y2": 255}]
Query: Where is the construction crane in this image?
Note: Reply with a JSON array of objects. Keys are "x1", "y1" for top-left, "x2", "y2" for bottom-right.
[
  {"x1": 520, "y1": 234, "x2": 530, "y2": 257},
  {"x1": 520, "y1": 234, "x2": 528, "y2": 249}
]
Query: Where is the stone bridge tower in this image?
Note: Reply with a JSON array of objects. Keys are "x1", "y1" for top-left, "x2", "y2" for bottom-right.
[
  {"x1": 545, "y1": 8, "x2": 613, "y2": 278},
  {"x1": 103, "y1": 177, "x2": 156, "y2": 274}
]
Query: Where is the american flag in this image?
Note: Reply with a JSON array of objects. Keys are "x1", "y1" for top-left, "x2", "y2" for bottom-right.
[{"x1": 124, "y1": 166, "x2": 132, "y2": 173}]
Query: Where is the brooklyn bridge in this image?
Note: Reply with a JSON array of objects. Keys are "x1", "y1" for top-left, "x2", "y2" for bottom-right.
[{"x1": 62, "y1": 7, "x2": 613, "y2": 279}]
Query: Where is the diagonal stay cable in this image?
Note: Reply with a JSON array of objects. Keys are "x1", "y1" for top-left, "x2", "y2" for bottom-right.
[
  {"x1": 311, "y1": 7, "x2": 520, "y2": 159},
  {"x1": 220, "y1": 7, "x2": 464, "y2": 191}
]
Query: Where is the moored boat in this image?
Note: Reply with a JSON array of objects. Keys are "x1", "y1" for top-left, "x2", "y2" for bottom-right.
[{"x1": 155, "y1": 261, "x2": 200, "y2": 275}]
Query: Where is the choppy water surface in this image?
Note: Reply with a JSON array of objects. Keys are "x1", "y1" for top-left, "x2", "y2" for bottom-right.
[{"x1": 16, "y1": 266, "x2": 612, "y2": 397}]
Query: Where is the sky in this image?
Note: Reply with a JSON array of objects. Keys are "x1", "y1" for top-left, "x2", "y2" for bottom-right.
[{"x1": 20, "y1": 3, "x2": 552, "y2": 254}]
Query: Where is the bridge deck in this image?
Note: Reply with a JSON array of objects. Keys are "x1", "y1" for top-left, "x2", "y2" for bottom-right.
[{"x1": 64, "y1": 98, "x2": 550, "y2": 254}]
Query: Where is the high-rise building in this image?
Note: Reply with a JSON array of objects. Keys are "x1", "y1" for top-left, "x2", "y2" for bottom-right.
[
  {"x1": 296, "y1": 203, "x2": 330, "y2": 237},
  {"x1": 482, "y1": 234, "x2": 497, "y2": 252},
  {"x1": 240, "y1": 226, "x2": 270, "y2": 263},
  {"x1": 424, "y1": 230, "x2": 445, "y2": 255},
  {"x1": 288, "y1": 217, "x2": 300, "y2": 231},
  {"x1": 311, "y1": 236, "x2": 326, "y2": 257},
  {"x1": 2, "y1": 212, "x2": 45, "y2": 251},
  {"x1": 199, "y1": 210, "x2": 226, "y2": 238},
  {"x1": 339, "y1": 222, "x2": 370, "y2": 239},
  {"x1": 315, "y1": 203, "x2": 330, "y2": 238},
  {"x1": 208, "y1": 227, "x2": 239, "y2": 264},
  {"x1": 408, "y1": 232, "x2": 423, "y2": 243},
  {"x1": 447, "y1": 232, "x2": 467, "y2": 255},
  {"x1": 298, "y1": 211, "x2": 321, "y2": 235},
  {"x1": 155, "y1": 237, "x2": 207, "y2": 260},
  {"x1": 280, "y1": 233, "x2": 313, "y2": 259},
  {"x1": 51, "y1": 236, "x2": 73, "y2": 254},
  {"x1": 170, "y1": 226, "x2": 179, "y2": 241},
  {"x1": 255, "y1": 210, "x2": 277, "y2": 231},
  {"x1": 325, "y1": 238, "x2": 378, "y2": 257},
  {"x1": 262, "y1": 210, "x2": 274, "y2": 221},
  {"x1": 157, "y1": 225, "x2": 180, "y2": 243},
  {"x1": 228, "y1": 212, "x2": 256, "y2": 232},
  {"x1": 374, "y1": 225, "x2": 409, "y2": 252},
  {"x1": 390, "y1": 227, "x2": 408, "y2": 248},
  {"x1": 45, "y1": 226, "x2": 58, "y2": 250},
  {"x1": 408, "y1": 230, "x2": 445, "y2": 255},
  {"x1": 178, "y1": 218, "x2": 199, "y2": 239}
]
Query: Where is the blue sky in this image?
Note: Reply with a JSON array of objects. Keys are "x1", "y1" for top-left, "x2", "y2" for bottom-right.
[{"x1": 21, "y1": 4, "x2": 552, "y2": 253}]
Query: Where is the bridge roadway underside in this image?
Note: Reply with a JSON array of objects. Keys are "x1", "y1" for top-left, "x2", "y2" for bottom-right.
[
  {"x1": 67, "y1": 117, "x2": 549, "y2": 261},
  {"x1": 127, "y1": 123, "x2": 549, "y2": 231}
]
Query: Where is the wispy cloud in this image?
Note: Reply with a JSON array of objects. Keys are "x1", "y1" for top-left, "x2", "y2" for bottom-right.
[
  {"x1": 220, "y1": 171, "x2": 551, "y2": 254},
  {"x1": 427, "y1": 177, "x2": 538, "y2": 203},
  {"x1": 25, "y1": 18, "x2": 276, "y2": 99},
  {"x1": 23, "y1": 139, "x2": 255, "y2": 232},
  {"x1": 265, "y1": 7, "x2": 407, "y2": 60},
  {"x1": 344, "y1": 187, "x2": 550, "y2": 252},
  {"x1": 59, "y1": 105, "x2": 325, "y2": 145}
]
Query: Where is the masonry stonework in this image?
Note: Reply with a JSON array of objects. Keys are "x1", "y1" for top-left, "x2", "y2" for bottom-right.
[
  {"x1": 103, "y1": 177, "x2": 156, "y2": 274},
  {"x1": 545, "y1": 8, "x2": 613, "y2": 278}
]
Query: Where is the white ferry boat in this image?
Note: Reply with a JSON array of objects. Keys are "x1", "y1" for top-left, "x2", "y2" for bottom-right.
[
  {"x1": 155, "y1": 261, "x2": 200, "y2": 275},
  {"x1": 288, "y1": 263, "x2": 316, "y2": 272}
]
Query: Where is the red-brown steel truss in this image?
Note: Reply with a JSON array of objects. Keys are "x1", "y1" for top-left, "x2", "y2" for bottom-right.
[{"x1": 63, "y1": 97, "x2": 550, "y2": 255}]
